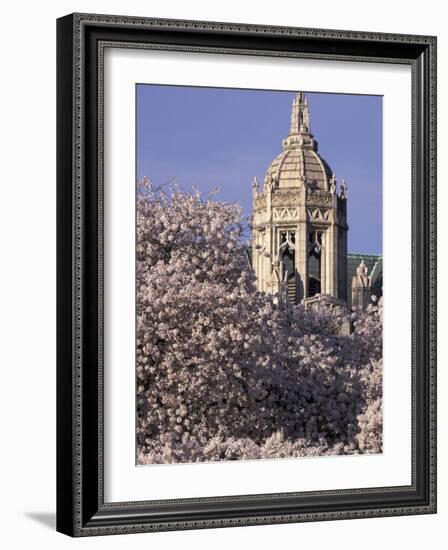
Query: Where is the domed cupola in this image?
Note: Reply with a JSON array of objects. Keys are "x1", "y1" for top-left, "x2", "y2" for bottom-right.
[{"x1": 264, "y1": 92, "x2": 333, "y2": 192}]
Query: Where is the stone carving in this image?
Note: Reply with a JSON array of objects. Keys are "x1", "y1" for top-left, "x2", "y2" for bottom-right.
[
  {"x1": 252, "y1": 176, "x2": 259, "y2": 196},
  {"x1": 254, "y1": 195, "x2": 266, "y2": 210},
  {"x1": 271, "y1": 191, "x2": 301, "y2": 206},
  {"x1": 307, "y1": 208, "x2": 330, "y2": 221},
  {"x1": 329, "y1": 174, "x2": 337, "y2": 194},
  {"x1": 273, "y1": 207, "x2": 299, "y2": 221},
  {"x1": 306, "y1": 190, "x2": 332, "y2": 204},
  {"x1": 339, "y1": 179, "x2": 348, "y2": 200},
  {"x1": 351, "y1": 260, "x2": 371, "y2": 310}
]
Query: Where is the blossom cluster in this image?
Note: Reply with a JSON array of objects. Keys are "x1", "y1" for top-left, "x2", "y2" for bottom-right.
[{"x1": 136, "y1": 181, "x2": 383, "y2": 464}]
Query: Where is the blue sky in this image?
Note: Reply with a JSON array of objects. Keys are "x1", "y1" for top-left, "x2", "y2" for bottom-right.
[{"x1": 136, "y1": 85, "x2": 382, "y2": 254}]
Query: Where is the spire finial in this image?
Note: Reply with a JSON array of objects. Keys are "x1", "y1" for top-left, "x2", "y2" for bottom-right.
[
  {"x1": 357, "y1": 259, "x2": 368, "y2": 276},
  {"x1": 252, "y1": 176, "x2": 259, "y2": 197},
  {"x1": 290, "y1": 92, "x2": 311, "y2": 135},
  {"x1": 282, "y1": 92, "x2": 317, "y2": 151},
  {"x1": 339, "y1": 178, "x2": 348, "y2": 199},
  {"x1": 329, "y1": 173, "x2": 337, "y2": 194}
]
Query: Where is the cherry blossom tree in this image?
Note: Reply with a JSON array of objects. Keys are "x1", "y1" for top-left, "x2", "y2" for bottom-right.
[{"x1": 136, "y1": 180, "x2": 383, "y2": 464}]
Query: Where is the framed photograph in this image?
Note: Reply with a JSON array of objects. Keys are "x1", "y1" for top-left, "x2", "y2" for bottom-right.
[{"x1": 57, "y1": 13, "x2": 437, "y2": 536}]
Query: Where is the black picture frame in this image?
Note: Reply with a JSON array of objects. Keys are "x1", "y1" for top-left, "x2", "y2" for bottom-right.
[{"x1": 57, "y1": 13, "x2": 437, "y2": 537}]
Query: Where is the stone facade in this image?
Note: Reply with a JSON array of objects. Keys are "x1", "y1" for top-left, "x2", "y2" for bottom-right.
[{"x1": 251, "y1": 92, "x2": 348, "y2": 305}]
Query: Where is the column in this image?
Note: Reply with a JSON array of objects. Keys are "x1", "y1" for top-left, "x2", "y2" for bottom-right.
[
  {"x1": 296, "y1": 220, "x2": 308, "y2": 300},
  {"x1": 320, "y1": 230, "x2": 327, "y2": 294}
]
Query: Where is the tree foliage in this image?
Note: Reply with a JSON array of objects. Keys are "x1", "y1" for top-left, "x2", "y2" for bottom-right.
[{"x1": 136, "y1": 181, "x2": 383, "y2": 464}]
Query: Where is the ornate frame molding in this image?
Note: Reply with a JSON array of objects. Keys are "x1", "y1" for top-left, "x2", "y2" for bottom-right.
[{"x1": 56, "y1": 13, "x2": 437, "y2": 537}]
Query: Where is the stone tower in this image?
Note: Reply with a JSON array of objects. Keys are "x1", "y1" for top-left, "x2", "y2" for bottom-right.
[{"x1": 251, "y1": 92, "x2": 348, "y2": 305}]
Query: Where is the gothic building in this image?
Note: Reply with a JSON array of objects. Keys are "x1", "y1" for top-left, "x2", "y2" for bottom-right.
[
  {"x1": 251, "y1": 92, "x2": 349, "y2": 306},
  {"x1": 347, "y1": 253, "x2": 382, "y2": 309}
]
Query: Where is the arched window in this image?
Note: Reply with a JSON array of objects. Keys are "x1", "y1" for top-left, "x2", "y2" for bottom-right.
[
  {"x1": 308, "y1": 230, "x2": 322, "y2": 296},
  {"x1": 279, "y1": 231, "x2": 295, "y2": 280},
  {"x1": 279, "y1": 230, "x2": 297, "y2": 303},
  {"x1": 282, "y1": 247, "x2": 295, "y2": 279}
]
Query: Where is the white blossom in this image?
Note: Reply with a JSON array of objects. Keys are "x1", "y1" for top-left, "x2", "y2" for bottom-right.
[{"x1": 136, "y1": 181, "x2": 383, "y2": 463}]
